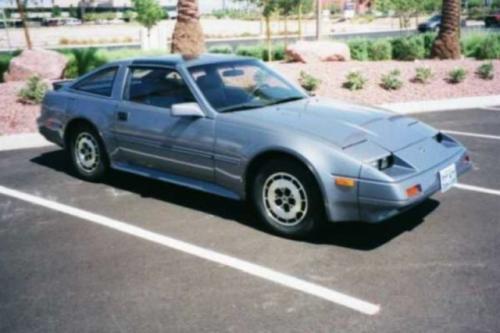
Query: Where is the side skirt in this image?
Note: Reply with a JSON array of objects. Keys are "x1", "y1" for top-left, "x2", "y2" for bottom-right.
[{"x1": 111, "y1": 162, "x2": 242, "y2": 201}]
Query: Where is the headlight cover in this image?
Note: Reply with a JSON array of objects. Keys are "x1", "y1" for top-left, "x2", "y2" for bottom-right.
[{"x1": 369, "y1": 154, "x2": 394, "y2": 171}]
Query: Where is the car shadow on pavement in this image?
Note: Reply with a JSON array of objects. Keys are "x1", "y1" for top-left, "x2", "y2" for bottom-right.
[
  {"x1": 31, "y1": 149, "x2": 439, "y2": 251},
  {"x1": 313, "y1": 199, "x2": 439, "y2": 250}
]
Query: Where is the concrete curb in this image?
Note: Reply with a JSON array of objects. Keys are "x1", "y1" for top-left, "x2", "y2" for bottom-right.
[
  {"x1": 0, "y1": 133, "x2": 54, "y2": 152},
  {"x1": 380, "y1": 95, "x2": 500, "y2": 114}
]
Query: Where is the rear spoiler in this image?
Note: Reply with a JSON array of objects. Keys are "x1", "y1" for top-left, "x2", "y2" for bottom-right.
[{"x1": 52, "y1": 80, "x2": 74, "y2": 91}]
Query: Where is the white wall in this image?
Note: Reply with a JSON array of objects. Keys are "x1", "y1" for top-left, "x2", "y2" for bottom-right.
[{"x1": 199, "y1": 0, "x2": 249, "y2": 14}]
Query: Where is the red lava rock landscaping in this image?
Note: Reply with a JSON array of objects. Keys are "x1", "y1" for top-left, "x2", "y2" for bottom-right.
[
  {"x1": 0, "y1": 82, "x2": 40, "y2": 135},
  {"x1": 273, "y1": 59, "x2": 500, "y2": 105}
]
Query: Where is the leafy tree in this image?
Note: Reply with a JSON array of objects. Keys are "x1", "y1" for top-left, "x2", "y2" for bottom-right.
[
  {"x1": 374, "y1": 0, "x2": 393, "y2": 15},
  {"x1": 69, "y1": 5, "x2": 78, "y2": 18},
  {"x1": 373, "y1": 0, "x2": 441, "y2": 27},
  {"x1": 239, "y1": 0, "x2": 312, "y2": 61},
  {"x1": 131, "y1": 0, "x2": 164, "y2": 37},
  {"x1": 51, "y1": 5, "x2": 62, "y2": 18}
]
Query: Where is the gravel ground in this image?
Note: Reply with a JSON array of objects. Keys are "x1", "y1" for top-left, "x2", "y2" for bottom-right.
[
  {"x1": 273, "y1": 59, "x2": 500, "y2": 105},
  {"x1": 0, "y1": 82, "x2": 39, "y2": 135},
  {"x1": 1, "y1": 59, "x2": 499, "y2": 135}
]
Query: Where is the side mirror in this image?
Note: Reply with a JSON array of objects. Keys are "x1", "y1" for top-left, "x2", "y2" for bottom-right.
[{"x1": 171, "y1": 103, "x2": 205, "y2": 118}]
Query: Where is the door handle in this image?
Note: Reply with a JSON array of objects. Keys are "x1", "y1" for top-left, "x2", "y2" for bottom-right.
[{"x1": 117, "y1": 111, "x2": 128, "y2": 122}]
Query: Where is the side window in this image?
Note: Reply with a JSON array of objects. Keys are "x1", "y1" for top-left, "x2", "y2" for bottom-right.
[
  {"x1": 74, "y1": 67, "x2": 118, "y2": 97},
  {"x1": 125, "y1": 67, "x2": 196, "y2": 109}
]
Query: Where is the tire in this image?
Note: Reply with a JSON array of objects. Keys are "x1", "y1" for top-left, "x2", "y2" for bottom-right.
[
  {"x1": 252, "y1": 158, "x2": 324, "y2": 239},
  {"x1": 68, "y1": 123, "x2": 108, "y2": 182}
]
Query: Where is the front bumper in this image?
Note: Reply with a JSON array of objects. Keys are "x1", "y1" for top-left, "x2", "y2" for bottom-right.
[{"x1": 357, "y1": 151, "x2": 471, "y2": 223}]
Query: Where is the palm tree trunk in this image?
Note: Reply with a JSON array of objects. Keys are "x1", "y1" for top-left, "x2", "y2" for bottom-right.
[
  {"x1": 431, "y1": 0, "x2": 461, "y2": 59},
  {"x1": 171, "y1": 0, "x2": 205, "y2": 58},
  {"x1": 16, "y1": 0, "x2": 32, "y2": 49}
]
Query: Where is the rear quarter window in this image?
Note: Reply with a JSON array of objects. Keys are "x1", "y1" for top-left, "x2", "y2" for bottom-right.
[{"x1": 73, "y1": 67, "x2": 118, "y2": 97}]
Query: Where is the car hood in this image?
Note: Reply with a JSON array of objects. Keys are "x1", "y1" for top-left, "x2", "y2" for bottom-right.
[{"x1": 227, "y1": 98, "x2": 437, "y2": 152}]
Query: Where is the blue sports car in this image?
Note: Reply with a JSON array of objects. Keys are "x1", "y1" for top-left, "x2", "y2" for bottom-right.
[{"x1": 38, "y1": 54, "x2": 472, "y2": 238}]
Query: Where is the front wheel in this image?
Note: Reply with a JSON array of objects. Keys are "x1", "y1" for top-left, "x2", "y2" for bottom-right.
[
  {"x1": 69, "y1": 124, "x2": 108, "y2": 182},
  {"x1": 252, "y1": 159, "x2": 324, "y2": 239}
]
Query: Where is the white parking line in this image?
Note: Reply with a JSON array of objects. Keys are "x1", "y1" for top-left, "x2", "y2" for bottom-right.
[
  {"x1": 0, "y1": 133, "x2": 53, "y2": 152},
  {"x1": 0, "y1": 185, "x2": 380, "y2": 316},
  {"x1": 480, "y1": 106, "x2": 500, "y2": 112},
  {"x1": 443, "y1": 130, "x2": 500, "y2": 141},
  {"x1": 455, "y1": 183, "x2": 500, "y2": 197}
]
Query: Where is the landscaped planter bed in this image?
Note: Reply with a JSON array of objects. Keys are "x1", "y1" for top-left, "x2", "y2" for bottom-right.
[{"x1": 273, "y1": 59, "x2": 500, "y2": 105}]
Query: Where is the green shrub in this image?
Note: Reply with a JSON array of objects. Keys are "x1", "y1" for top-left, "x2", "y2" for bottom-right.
[
  {"x1": 62, "y1": 48, "x2": 166, "y2": 78},
  {"x1": 422, "y1": 32, "x2": 438, "y2": 58},
  {"x1": 299, "y1": 71, "x2": 321, "y2": 92},
  {"x1": 476, "y1": 62, "x2": 495, "y2": 80},
  {"x1": 98, "y1": 48, "x2": 165, "y2": 62},
  {"x1": 391, "y1": 35, "x2": 425, "y2": 61},
  {"x1": 343, "y1": 70, "x2": 367, "y2": 91},
  {"x1": 18, "y1": 75, "x2": 49, "y2": 104},
  {"x1": 368, "y1": 39, "x2": 392, "y2": 61},
  {"x1": 448, "y1": 67, "x2": 467, "y2": 84},
  {"x1": 208, "y1": 44, "x2": 234, "y2": 54},
  {"x1": 474, "y1": 34, "x2": 500, "y2": 60},
  {"x1": 123, "y1": 10, "x2": 137, "y2": 22},
  {"x1": 62, "y1": 48, "x2": 106, "y2": 78},
  {"x1": 235, "y1": 45, "x2": 263, "y2": 59},
  {"x1": 381, "y1": 69, "x2": 403, "y2": 90},
  {"x1": 0, "y1": 54, "x2": 14, "y2": 83},
  {"x1": 461, "y1": 33, "x2": 487, "y2": 58},
  {"x1": 348, "y1": 39, "x2": 370, "y2": 61},
  {"x1": 414, "y1": 67, "x2": 434, "y2": 84},
  {"x1": 212, "y1": 9, "x2": 227, "y2": 19},
  {"x1": 272, "y1": 44, "x2": 285, "y2": 61}
]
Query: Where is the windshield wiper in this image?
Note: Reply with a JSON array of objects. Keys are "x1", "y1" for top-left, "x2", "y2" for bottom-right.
[
  {"x1": 219, "y1": 96, "x2": 306, "y2": 113},
  {"x1": 219, "y1": 103, "x2": 263, "y2": 113},
  {"x1": 264, "y1": 96, "x2": 306, "y2": 107}
]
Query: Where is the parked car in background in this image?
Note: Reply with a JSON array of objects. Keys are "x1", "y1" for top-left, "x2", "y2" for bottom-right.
[
  {"x1": 418, "y1": 15, "x2": 466, "y2": 32},
  {"x1": 418, "y1": 15, "x2": 442, "y2": 32},
  {"x1": 42, "y1": 17, "x2": 82, "y2": 26},
  {"x1": 38, "y1": 55, "x2": 472, "y2": 238},
  {"x1": 65, "y1": 18, "x2": 83, "y2": 26},
  {"x1": 485, "y1": 11, "x2": 500, "y2": 27}
]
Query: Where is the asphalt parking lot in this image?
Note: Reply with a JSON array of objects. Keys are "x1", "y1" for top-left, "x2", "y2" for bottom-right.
[{"x1": 1, "y1": 107, "x2": 500, "y2": 333}]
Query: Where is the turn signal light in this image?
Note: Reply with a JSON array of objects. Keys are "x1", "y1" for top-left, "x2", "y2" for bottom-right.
[
  {"x1": 335, "y1": 177, "x2": 356, "y2": 188},
  {"x1": 406, "y1": 184, "x2": 422, "y2": 198}
]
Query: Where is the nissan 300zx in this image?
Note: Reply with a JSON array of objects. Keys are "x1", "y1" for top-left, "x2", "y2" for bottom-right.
[{"x1": 38, "y1": 54, "x2": 472, "y2": 238}]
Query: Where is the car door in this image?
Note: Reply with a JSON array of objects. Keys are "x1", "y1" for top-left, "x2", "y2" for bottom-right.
[{"x1": 112, "y1": 65, "x2": 216, "y2": 182}]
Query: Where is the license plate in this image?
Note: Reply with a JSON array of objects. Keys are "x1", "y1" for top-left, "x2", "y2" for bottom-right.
[{"x1": 439, "y1": 164, "x2": 457, "y2": 193}]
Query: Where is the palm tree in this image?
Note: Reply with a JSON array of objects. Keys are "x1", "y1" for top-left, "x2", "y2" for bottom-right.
[
  {"x1": 171, "y1": 0, "x2": 205, "y2": 58},
  {"x1": 431, "y1": 0, "x2": 461, "y2": 59}
]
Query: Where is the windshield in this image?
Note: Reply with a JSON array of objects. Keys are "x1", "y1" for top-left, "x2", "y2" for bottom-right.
[{"x1": 188, "y1": 60, "x2": 306, "y2": 113}]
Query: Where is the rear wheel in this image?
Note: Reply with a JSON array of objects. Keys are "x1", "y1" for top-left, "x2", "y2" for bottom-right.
[
  {"x1": 68, "y1": 124, "x2": 108, "y2": 182},
  {"x1": 252, "y1": 159, "x2": 324, "y2": 239}
]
